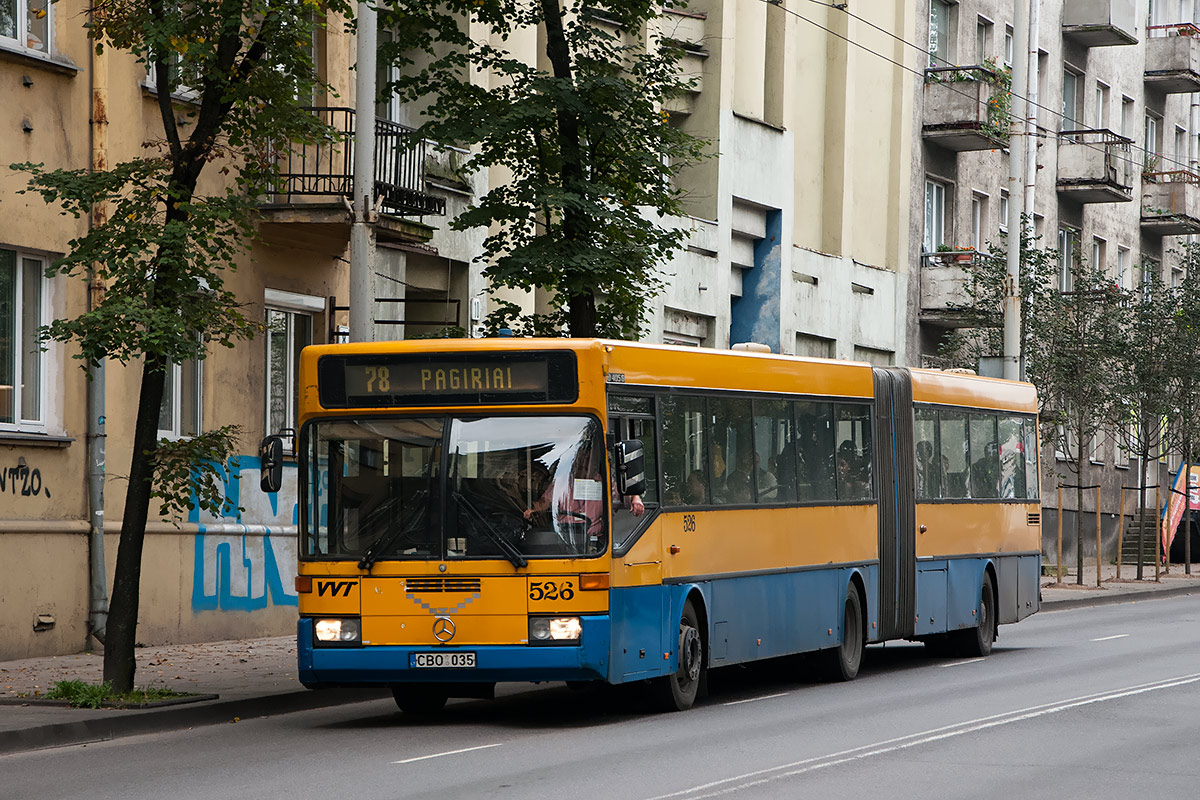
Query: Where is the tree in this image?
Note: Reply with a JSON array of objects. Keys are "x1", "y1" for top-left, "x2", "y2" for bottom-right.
[
  {"x1": 1025, "y1": 254, "x2": 1123, "y2": 585},
  {"x1": 1168, "y1": 245, "x2": 1200, "y2": 573},
  {"x1": 379, "y1": 0, "x2": 707, "y2": 338},
  {"x1": 12, "y1": 0, "x2": 347, "y2": 691},
  {"x1": 1109, "y1": 269, "x2": 1178, "y2": 580}
]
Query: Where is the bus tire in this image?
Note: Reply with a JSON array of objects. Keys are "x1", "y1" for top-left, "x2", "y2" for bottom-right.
[
  {"x1": 392, "y1": 685, "x2": 448, "y2": 716},
  {"x1": 823, "y1": 583, "x2": 864, "y2": 682},
  {"x1": 956, "y1": 572, "x2": 996, "y2": 658},
  {"x1": 653, "y1": 599, "x2": 704, "y2": 711}
]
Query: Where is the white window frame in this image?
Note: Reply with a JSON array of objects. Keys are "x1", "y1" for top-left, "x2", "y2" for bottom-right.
[
  {"x1": 929, "y1": 0, "x2": 953, "y2": 68},
  {"x1": 1092, "y1": 236, "x2": 1106, "y2": 273},
  {"x1": 1062, "y1": 67, "x2": 1080, "y2": 132},
  {"x1": 1095, "y1": 81, "x2": 1110, "y2": 130},
  {"x1": 976, "y1": 17, "x2": 993, "y2": 64},
  {"x1": 0, "y1": 248, "x2": 47, "y2": 430},
  {"x1": 1118, "y1": 246, "x2": 1131, "y2": 290},
  {"x1": 971, "y1": 193, "x2": 986, "y2": 250},
  {"x1": 999, "y1": 190, "x2": 1009, "y2": 234},
  {"x1": 1004, "y1": 26, "x2": 1013, "y2": 67},
  {"x1": 265, "y1": 289, "x2": 321, "y2": 447},
  {"x1": 0, "y1": 0, "x2": 52, "y2": 55},
  {"x1": 158, "y1": 354, "x2": 202, "y2": 440},
  {"x1": 1058, "y1": 227, "x2": 1079, "y2": 292},
  {"x1": 924, "y1": 178, "x2": 948, "y2": 253}
]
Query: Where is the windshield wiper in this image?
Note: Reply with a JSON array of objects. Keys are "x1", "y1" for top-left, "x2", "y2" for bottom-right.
[
  {"x1": 452, "y1": 490, "x2": 528, "y2": 569},
  {"x1": 358, "y1": 490, "x2": 430, "y2": 571}
]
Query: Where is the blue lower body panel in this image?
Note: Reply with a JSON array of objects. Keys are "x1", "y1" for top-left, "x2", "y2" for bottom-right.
[{"x1": 298, "y1": 616, "x2": 610, "y2": 688}]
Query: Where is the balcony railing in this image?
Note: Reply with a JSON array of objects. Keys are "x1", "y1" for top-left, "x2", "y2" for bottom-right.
[
  {"x1": 1145, "y1": 24, "x2": 1200, "y2": 93},
  {"x1": 922, "y1": 67, "x2": 1008, "y2": 152},
  {"x1": 1062, "y1": 0, "x2": 1138, "y2": 47},
  {"x1": 920, "y1": 250, "x2": 1003, "y2": 327},
  {"x1": 1141, "y1": 170, "x2": 1200, "y2": 236},
  {"x1": 272, "y1": 107, "x2": 446, "y2": 217},
  {"x1": 1057, "y1": 129, "x2": 1134, "y2": 204}
]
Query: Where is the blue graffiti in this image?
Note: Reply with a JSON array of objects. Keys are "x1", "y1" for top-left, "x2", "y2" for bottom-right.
[{"x1": 189, "y1": 455, "x2": 300, "y2": 612}]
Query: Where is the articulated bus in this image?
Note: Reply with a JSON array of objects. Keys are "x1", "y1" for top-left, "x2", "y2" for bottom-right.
[{"x1": 261, "y1": 339, "x2": 1041, "y2": 714}]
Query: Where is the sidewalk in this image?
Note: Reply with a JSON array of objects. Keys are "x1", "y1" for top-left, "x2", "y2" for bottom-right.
[{"x1": 3, "y1": 565, "x2": 1199, "y2": 756}]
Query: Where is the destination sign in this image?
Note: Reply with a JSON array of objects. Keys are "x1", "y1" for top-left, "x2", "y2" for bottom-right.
[{"x1": 317, "y1": 351, "x2": 578, "y2": 407}]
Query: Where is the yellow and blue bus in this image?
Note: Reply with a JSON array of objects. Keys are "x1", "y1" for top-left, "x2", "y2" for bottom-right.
[{"x1": 264, "y1": 339, "x2": 1041, "y2": 713}]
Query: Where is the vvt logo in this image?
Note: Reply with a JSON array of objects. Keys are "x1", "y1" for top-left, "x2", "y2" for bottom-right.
[{"x1": 317, "y1": 580, "x2": 355, "y2": 598}]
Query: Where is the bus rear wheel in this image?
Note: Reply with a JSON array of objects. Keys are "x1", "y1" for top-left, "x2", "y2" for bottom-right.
[
  {"x1": 822, "y1": 583, "x2": 864, "y2": 682},
  {"x1": 392, "y1": 685, "x2": 448, "y2": 716},
  {"x1": 653, "y1": 599, "x2": 704, "y2": 711},
  {"x1": 955, "y1": 572, "x2": 996, "y2": 658}
]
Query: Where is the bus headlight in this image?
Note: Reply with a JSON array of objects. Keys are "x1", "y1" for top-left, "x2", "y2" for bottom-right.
[
  {"x1": 529, "y1": 616, "x2": 582, "y2": 644},
  {"x1": 314, "y1": 618, "x2": 361, "y2": 644}
]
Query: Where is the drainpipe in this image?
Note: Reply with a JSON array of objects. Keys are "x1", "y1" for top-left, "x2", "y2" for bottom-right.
[
  {"x1": 86, "y1": 11, "x2": 109, "y2": 644},
  {"x1": 1022, "y1": 0, "x2": 1039, "y2": 256},
  {"x1": 1002, "y1": 0, "x2": 1029, "y2": 382},
  {"x1": 349, "y1": 1, "x2": 377, "y2": 343}
]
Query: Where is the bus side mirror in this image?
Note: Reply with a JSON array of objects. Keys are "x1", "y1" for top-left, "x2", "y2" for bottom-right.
[
  {"x1": 260, "y1": 436, "x2": 284, "y2": 493},
  {"x1": 615, "y1": 439, "x2": 647, "y2": 497}
]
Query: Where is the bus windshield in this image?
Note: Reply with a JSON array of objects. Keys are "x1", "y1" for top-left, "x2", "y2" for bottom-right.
[{"x1": 303, "y1": 416, "x2": 608, "y2": 562}]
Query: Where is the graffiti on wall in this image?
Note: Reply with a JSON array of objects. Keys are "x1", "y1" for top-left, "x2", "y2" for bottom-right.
[
  {"x1": 190, "y1": 455, "x2": 299, "y2": 612},
  {"x1": 0, "y1": 463, "x2": 51, "y2": 498}
]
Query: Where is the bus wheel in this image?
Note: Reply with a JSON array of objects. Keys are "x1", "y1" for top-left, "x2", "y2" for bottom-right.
[
  {"x1": 654, "y1": 599, "x2": 704, "y2": 711},
  {"x1": 823, "y1": 583, "x2": 864, "y2": 682},
  {"x1": 392, "y1": 685, "x2": 448, "y2": 716},
  {"x1": 956, "y1": 573, "x2": 996, "y2": 658}
]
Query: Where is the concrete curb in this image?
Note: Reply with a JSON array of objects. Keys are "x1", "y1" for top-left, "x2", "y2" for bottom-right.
[
  {"x1": 1040, "y1": 584, "x2": 1200, "y2": 612},
  {"x1": 0, "y1": 687, "x2": 390, "y2": 756}
]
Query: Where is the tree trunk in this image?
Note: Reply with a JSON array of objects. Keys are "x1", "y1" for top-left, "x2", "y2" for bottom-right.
[
  {"x1": 1137, "y1": 452, "x2": 1148, "y2": 581},
  {"x1": 1075, "y1": 418, "x2": 1085, "y2": 585},
  {"x1": 1185, "y1": 436, "x2": 1193, "y2": 574},
  {"x1": 102, "y1": 355, "x2": 168, "y2": 692},
  {"x1": 539, "y1": 0, "x2": 596, "y2": 338}
]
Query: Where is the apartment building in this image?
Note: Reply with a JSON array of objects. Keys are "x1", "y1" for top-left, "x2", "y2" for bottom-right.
[
  {"x1": 0, "y1": 0, "x2": 919, "y2": 658},
  {"x1": 910, "y1": 0, "x2": 1200, "y2": 564}
]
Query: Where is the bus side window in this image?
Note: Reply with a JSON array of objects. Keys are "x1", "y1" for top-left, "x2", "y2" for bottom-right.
[
  {"x1": 711, "y1": 397, "x2": 755, "y2": 504},
  {"x1": 998, "y1": 416, "x2": 1026, "y2": 499},
  {"x1": 1022, "y1": 416, "x2": 1040, "y2": 498},
  {"x1": 795, "y1": 401, "x2": 835, "y2": 502},
  {"x1": 834, "y1": 404, "x2": 873, "y2": 501},
  {"x1": 754, "y1": 399, "x2": 793, "y2": 503},
  {"x1": 661, "y1": 395, "x2": 708, "y2": 507},
  {"x1": 969, "y1": 414, "x2": 1000, "y2": 499},
  {"x1": 939, "y1": 411, "x2": 969, "y2": 499},
  {"x1": 914, "y1": 406, "x2": 941, "y2": 500}
]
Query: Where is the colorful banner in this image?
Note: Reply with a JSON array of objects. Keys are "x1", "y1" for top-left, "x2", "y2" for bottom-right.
[{"x1": 1162, "y1": 464, "x2": 1200, "y2": 561}]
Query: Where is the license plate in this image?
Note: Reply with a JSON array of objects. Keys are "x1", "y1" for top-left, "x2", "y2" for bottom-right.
[{"x1": 413, "y1": 652, "x2": 476, "y2": 668}]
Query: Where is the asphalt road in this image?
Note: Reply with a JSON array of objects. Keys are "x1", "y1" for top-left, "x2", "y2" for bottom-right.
[{"x1": 5, "y1": 596, "x2": 1199, "y2": 800}]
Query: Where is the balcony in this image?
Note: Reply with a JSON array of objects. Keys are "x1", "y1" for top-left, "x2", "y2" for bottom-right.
[
  {"x1": 1056, "y1": 129, "x2": 1135, "y2": 204},
  {"x1": 1141, "y1": 171, "x2": 1200, "y2": 236},
  {"x1": 922, "y1": 67, "x2": 1008, "y2": 152},
  {"x1": 1062, "y1": 0, "x2": 1138, "y2": 47},
  {"x1": 260, "y1": 108, "x2": 446, "y2": 250},
  {"x1": 920, "y1": 250, "x2": 1003, "y2": 327},
  {"x1": 1144, "y1": 24, "x2": 1200, "y2": 94}
]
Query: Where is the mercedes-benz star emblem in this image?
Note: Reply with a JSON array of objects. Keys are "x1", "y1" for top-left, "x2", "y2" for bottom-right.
[{"x1": 432, "y1": 617, "x2": 456, "y2": 643}]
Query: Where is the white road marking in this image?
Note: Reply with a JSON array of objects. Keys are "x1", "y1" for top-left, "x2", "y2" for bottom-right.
[
  {"x1": 938, "y1": 657, "x2": 986, "y2": 668},
  {"x1": 1091, "y1": 634, "x2": 1130, "y2": 642},
  {"x1": 723, "y1": 692, "x2": 790, "y2": 706},
  {"x1": 393, "y1": 743, "x2": 502, "y2": 764},
  {"x1": 645, "y1": 672, "x2": 1200, "y2": 800}
]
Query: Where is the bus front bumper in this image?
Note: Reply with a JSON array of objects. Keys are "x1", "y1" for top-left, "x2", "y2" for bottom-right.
[{"x1": 297, "y1": 616, "x2": 610, "y2": 687}]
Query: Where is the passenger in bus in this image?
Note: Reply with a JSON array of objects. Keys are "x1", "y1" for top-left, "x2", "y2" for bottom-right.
[
  {"x1": 971, "y1": 441, "x2": 1000, "y2": 498},
  {"x1": 837, "y1": 441, "x2": 869, "y2": 498},
  {"x1": 916, "y1": 439, "x2": 937, "y2": 498},
  {"x1": 684, "y1": 469, "x2": 707, "y2": 505}
]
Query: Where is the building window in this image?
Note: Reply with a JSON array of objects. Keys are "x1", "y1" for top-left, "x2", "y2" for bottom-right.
[
  {"x1": 976, "y1": 17, "x2": 993, "y2": 64},
  {"x1": 1062, "y1": 68, "x2": 1080, "y2": 132},
  {"x1": 1004, "y1": 26, "x2": 1013, "y2": 67},
  {"x1": 158, "y1": 354, "x2": 202, "y2": 439},
  {"x1": 971, "y1": 193, "x2": 986, "y2": 250},
  {"x1": 1095, "y1": 81, "x2": 1109, "y2": 130},
  {"x1": 1058, "y1": 227, "x2": 1079, "y2": 292},
  {"x1": 265, "y1": 289, "x2": 321, "y2": 443},
  {"x1": 924, "y1": 179, "x2": 948, "y2": 252},
  {"x1": 0, "y1": 248, "x2": 44, "y2": 427},
  {"x1": 929, "y1": 0, "x2": 952, "y2": 67},
  {"x1": 1118, "y1": 246, "x2": 1131, "y2": 290},
  {"x1": 1092, "y1": 237, "x2": 1106, "y2": 273},
  {"x1": 1176, "y1": 125, "x2": 1189, "y2": 170},
  {"x1": 999, "y1": 190, "x2": 1009, "y2": 234},
  {"x1": 1, "y1": 0, "x2": 51, "y2": 53},
  {"x1": 1121, "y1": 96, "x2": 1134, "y2": 139},
  {"x1": 266, "y1": 309, "x2": 312, "y2": 442},
  {"x1": 1145, "y1": 114, "x2": 1161, "y2": 170}
]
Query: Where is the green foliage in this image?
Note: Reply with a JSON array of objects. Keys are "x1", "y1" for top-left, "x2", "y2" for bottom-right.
[
  {"x1": 380, "y1": 0, "x2": 708, "y2": 338},
  {"x1": 152, "y1": 426, "x2": 243, "y2": 520},
  {"x1": 1166, "y1": 244, "x2": 1200, "y2": 466},
  {"x1": 43, "y1": 679, "x2": 188, "y2": 708},
  {"x1": 408, "y1": 325, "x2": 469, "y2": 339}
]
